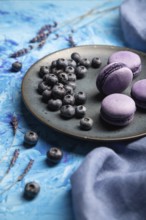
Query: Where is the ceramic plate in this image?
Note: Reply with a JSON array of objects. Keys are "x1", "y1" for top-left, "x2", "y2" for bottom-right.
[{"x1": 22, "y1": 45, "x2": 146, "y2": 141}]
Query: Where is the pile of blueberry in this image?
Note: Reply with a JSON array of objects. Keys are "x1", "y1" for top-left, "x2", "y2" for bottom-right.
[{"x1": 37, "y1": 52, "x2": 101, "y2": 130}]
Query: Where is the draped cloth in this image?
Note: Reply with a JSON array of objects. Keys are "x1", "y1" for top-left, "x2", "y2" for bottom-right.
[{"x1": 71, "y1": 138, "x2": 146, "y2": 220}]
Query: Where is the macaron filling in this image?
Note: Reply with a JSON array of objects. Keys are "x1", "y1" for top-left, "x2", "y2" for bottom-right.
[{"x1": 100, "y1": 108, "x2": 135, "y2": 125}]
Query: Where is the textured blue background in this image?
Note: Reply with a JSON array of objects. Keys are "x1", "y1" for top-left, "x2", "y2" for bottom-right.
[{"x1": 0, "y1": 1, "x2": 131, "y2": 220}]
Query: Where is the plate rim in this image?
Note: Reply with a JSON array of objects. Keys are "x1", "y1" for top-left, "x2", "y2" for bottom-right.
[{"x1": 21, "y1": 44, "x2": 146, "y2": 142}]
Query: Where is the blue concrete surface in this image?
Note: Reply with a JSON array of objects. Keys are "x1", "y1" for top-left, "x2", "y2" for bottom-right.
[{"x1": 0, "y1": 1, "x2": 127, "y2": 219}]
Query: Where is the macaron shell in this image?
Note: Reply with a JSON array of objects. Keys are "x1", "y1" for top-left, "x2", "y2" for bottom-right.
[
  {"x1": 102, "y1": 66, "x2": 133, "y2": 95},
  {"x1": 96, "y1": 62, "x2": 133, "y2": 95},
  {"x1": 100, "y1": 93, "x2": 136, "y2": 126},
  {"x1": 108, "y1": 51, "x2": 141, "y2": 77},
  {"x1": 131, "y1": 79, "x2": 146, "y2": 109}
]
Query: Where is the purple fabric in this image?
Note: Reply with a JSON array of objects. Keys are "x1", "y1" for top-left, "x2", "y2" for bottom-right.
[
  {"x1": 71, "y1": 138, "x2": 146, "y2": 220},
  {"x1": 120, "y1": 0, "x2": 146, "y2": 51}
]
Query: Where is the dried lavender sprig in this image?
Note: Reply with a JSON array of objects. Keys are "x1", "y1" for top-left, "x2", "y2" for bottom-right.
[
  {"x1": 11, "y1": 115, "x2": 18, "y2": 135},
  {"x1": 17, "y1": 159, "x2": 34, "y2": 181},
  {"x1": 0, "y1": 149, "x2": 20, "y2": 183},
  {"x1": 38, "y1": 40, "x2": 46, "y2": 48},
  {"x1": 66, "y1": 35, "x2": 76, "y2": 47},
  {"x1": 0, "y1": 159, "x2": 34, "y2": 195},
  {"x1": 9, "y1": 46, "x2": 33, "y2": 58},
  {"x1": 6, "y1": 149, "x2": 20, "y2": 174},
  {"x1": 0, "y1": 115, "x2": 19, "y2": 164},
  {"x1": 29, "y1": 32, "x2": 50, "y2": 43}
]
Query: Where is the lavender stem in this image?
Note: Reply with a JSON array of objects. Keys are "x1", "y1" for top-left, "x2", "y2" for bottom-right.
[
  {"x1": 0, "y1": 149, "x2": 20, "y2": 183},
  {"x1": 17, "y1": 159, "x2": 34, "y2": 181},
  {"x1": 0, "y1": 159, "x2": 34, "y2": 195}
]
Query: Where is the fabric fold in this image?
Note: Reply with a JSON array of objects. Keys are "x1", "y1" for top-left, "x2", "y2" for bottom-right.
[{"x1": 71, "y1": 142, "x2": 146, "y2": 220}]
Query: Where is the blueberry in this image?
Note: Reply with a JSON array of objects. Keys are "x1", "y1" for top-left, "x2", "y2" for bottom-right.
[
  {"x1": 75, "y1": 66, "x2": 87, "y2": 79},
  {"x1": 52, "y1": 69, "x2": 63, "y2": 76},
  {"x1": 67, "y1": 81, "x2": 76, "y2": 90},
  {"x1": 60, "y1": 105, "x2": 75, "y2": 118},
  {"x1": 65, "y1": 66, "x2": 75, "y2": 74},
  {"x1": 58, "y1": 72, "x2": 68, "y2": 85},
  {"x1": 71, "y1": 52, "x2": 81, "y2": 63},
  {"x1": 42, "y1": 89, "x2": 52, "y2": 102},
  {"x1": 38, "y1": 81, "x2": 51, "y2": 94},
  {"x1": 63, "y1": 94, "x2": 75, "y2": 105},
  {"x1": 50, "y1": 60, "x2": 57, "y2": 68},
  {"x1": 11, "y1": 61, "x2": 22, "y2": 72},
  {"x1": 68, "y1": 59, "x2": 77, "y2": 68},
  {"x1": 75, "y1": 91, "x2": 87, "y2": 105},
  {"x1": 91, "y1": 57, "x2": 102, "y2": 68},
  {"x1": 47, "y1": 147, "x2": 63, "y2": 164},
  {"x1": 51, "y1": 67, "x2": 58, "y2": 74},
  {"x1": 75, "y1": 105, "x2": 86, "y2": 118},
  {"x1": 55, "y1": 82, "x2": 64, "y2": 88},
  {"x1": 39, "y1": 66, "x2": 50, "y2": 78},
  {"x1": 57, "y1": 58, "x2": 68, "y2": 69},
  {"x1": 24, "y1": 131, "x2": 38, "y2": 145},
  {"x1": 68, "y1": 73, "x2": 76, "y2": 82},
  {"x1": 43, "y1": 73, "x2": 58, "y2": 86},
  {"x1": 52, "y1": 84, "x2": 66, "y2": 99},
  {"x1": 48, "y1": 99, "x2": 62, "y2": 111},
  {"x1": 79, "y1": 58, "x2": 91, "y2": 68},
  {"x1": 24, "y1": 182, "x2": 40, "y2": 199},
  {"x1": 80, "y1": 117, "x2": 93, "y2": 130},
  {"x1": 64, "y1": 85, "x2": 74, "y2": 95}
]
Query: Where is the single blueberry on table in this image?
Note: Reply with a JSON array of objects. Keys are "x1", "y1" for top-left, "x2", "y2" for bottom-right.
[
  {"x1": 39, "y1": 66, "x2": 50, "y2": 78},
  {"x1": 75, "y1": 65, "x2": 87, "y2": 79},
  {"x1": 75, "y1": 105, "x2": 86, "y2": 118},
  {"x1": 60, "y1": 105, "x2": 75, "y2": 118},
  {"x1": 11, "y1": 61, "x2": 22, "y2": 72},
  {"x1": 71, "y1": 52, "x2": 81, "y2": 63},
  {"x1": 91, "y1": 57, "x2": 102, "y2": 68},
  {"x1": 24, "y1": 182, "x2": 40, "y2": 199},
  {"x1": 47, "y1": 147, "x2": 63, "y2": 164},
  {"x1": 80, "y1": 117, "x2": 93, "y2": 130},
  {"x1": 48, "y1": 99, "x2": 62, "y2": 111},
  {"x1": 63, "y1": 94, "x2": 75, "y2": 105},
  {"x1": 24, "y1": 131, "x2": 38, "y2": 146},
  {"x1": 75, "y1": 91, "x2": 87, "y2": 105}
]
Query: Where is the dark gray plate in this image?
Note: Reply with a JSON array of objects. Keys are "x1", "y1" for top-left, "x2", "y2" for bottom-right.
[{"x1": 22, "y1": 45, "x2": 146, "y2": 141}]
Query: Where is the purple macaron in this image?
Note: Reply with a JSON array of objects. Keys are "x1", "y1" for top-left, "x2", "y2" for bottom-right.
[
  {"x1": 131, "y1": 79, "x2": 146, "y2": 109},
  {"x1": 100, "y1": 93, "x2": 136, "y2": 126},
  {"x1": 108, "y1": 51, "x2": 142, "y2": 77},
  {"x1": 96, "y1": 62, "x2": 133, "y2": 95}
]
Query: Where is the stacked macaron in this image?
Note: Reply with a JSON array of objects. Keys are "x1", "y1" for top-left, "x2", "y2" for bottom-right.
[{"x1": 96, "y1": 50, "x2": 142, "y2": 126}]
